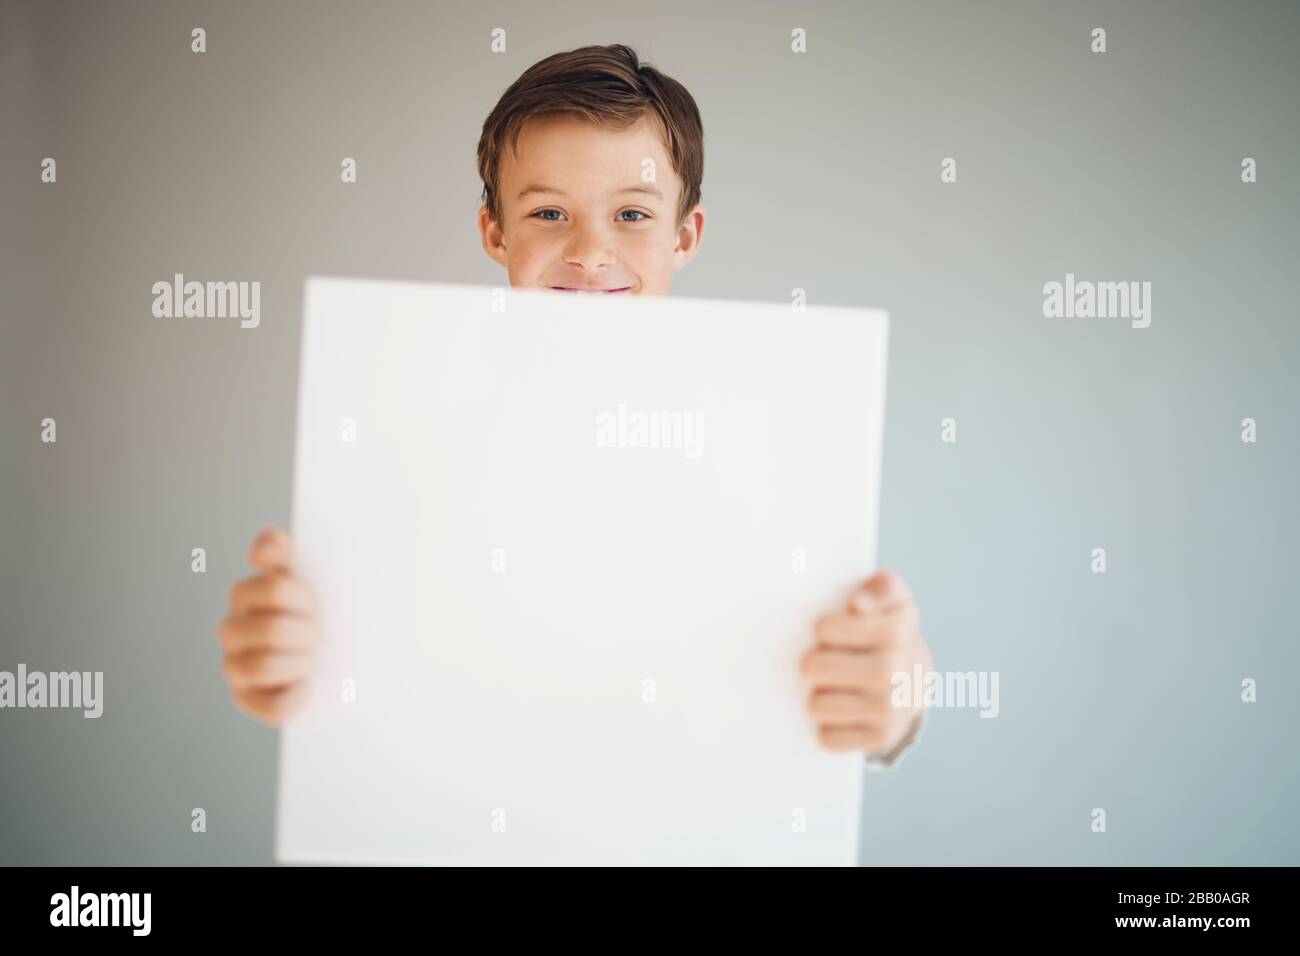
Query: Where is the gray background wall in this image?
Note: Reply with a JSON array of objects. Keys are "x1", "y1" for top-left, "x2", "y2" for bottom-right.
[{"x1": 2, "y1": 0, "x2": 1296, "y2": 865}]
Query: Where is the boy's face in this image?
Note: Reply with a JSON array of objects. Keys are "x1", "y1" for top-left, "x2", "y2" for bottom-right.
[{"x1": 478, "y1": 113, "x2": 704, "y2": 295}]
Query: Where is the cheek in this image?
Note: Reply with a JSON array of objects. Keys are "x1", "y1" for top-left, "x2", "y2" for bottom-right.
[
  {"x1": 619, "y1": 228, "x2": 675, "y2": 268},
  {"x1": 509, "y1": 232, "x2": 558, "y2": 274}
]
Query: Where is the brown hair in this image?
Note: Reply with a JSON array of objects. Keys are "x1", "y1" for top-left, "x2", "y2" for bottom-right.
[{"x1": 476, "y1": 44, "x2": 704, "y2": 228}]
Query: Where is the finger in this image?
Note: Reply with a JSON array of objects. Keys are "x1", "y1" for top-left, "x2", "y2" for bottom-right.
[
  {"x1": 849, "y1": 569, "x2": 913, "y2": 616},
  {"x1": 219, "y1": 614, "x2": 319, "y2": 654},
  {"x1": 799, "y1": 648, "x2": 890, "y2": 689},
  {"x1": 814, "y1": 609, "x2": 909, "y2": 650},
  {"x1": 248, "y1": 527, "x2": 294, "y2": 573},
  {"x1": 233, "y1": 681, "x2": 312, "y2": 727},
  {"x1": 222, "y1": 648, "x2": 315, "y2": 690},
  {"x1": 808, "y1": 689, "x2": 887, "y2": 726},
  {"x1": 818, "y1": 724, "x2": 890, "y2": 753},
  {"x1": 229, "y1": 572, "x2": 316, "y2": 618}
]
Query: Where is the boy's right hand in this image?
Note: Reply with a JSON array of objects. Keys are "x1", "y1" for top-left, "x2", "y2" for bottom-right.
[{"x1": 218, "y1": 527, "x2": 320, "y2": 726}]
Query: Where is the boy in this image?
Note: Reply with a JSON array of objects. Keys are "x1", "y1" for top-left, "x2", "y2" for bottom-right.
[{"x1": 218, "y1": 44, "x2": 931, "y2": 769}]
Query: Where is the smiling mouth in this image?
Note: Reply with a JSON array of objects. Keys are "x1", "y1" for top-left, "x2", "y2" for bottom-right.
[{"x1": 548, "y1": 286, "x2": 632, "y2": 294}]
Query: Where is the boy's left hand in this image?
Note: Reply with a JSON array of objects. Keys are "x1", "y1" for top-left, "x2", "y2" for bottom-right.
[{"x1": 800, "y1": 569, "x2": 931, "y2": 757}]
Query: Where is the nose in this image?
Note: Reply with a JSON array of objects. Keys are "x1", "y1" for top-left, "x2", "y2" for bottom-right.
[{"x1": 562, "y1": 222, "x2": 616, "y2": 272}]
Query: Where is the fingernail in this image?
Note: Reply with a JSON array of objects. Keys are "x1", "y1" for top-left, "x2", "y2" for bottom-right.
[{"x1": 851, "y1": 591, "x2": 876, "y2": 614}]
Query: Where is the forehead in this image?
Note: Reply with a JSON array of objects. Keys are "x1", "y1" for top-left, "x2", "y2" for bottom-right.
[{"x1": 500, "y1": 113, "x2": 677, "y2": 196}]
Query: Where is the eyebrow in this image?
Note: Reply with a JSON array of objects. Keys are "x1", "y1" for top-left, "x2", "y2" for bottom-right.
[{"x1": 515, "y1": 183, "x2": 664, "y2": 201}]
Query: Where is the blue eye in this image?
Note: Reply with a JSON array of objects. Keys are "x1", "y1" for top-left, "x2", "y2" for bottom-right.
[
  {"x1": 618, "y1": 210, "x2": 649, "y2": 222},
  {"x1": 533, "y1": 209, "x2": 564, "y2": 221}
]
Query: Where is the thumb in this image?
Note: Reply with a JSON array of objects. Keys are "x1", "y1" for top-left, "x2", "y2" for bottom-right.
[
  {"x1": 850, "y1": 569, "x2": 910, "y2": 614},
  {"x1": 248, "y1": 527, "x2": 294, "y2": 573}
]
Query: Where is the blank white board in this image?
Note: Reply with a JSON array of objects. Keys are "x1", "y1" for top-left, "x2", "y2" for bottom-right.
[{"x1": 276, "y1": 277, "x2": 890, "y2": 866}]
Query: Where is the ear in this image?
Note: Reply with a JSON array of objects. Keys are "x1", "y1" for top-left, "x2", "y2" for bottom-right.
[
  {"x1": 478, "y1": 204, "x2": 509, "y2": 268},
  {"x1": 672, "y1": 204, "x2": 706, "y2": 271}
]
